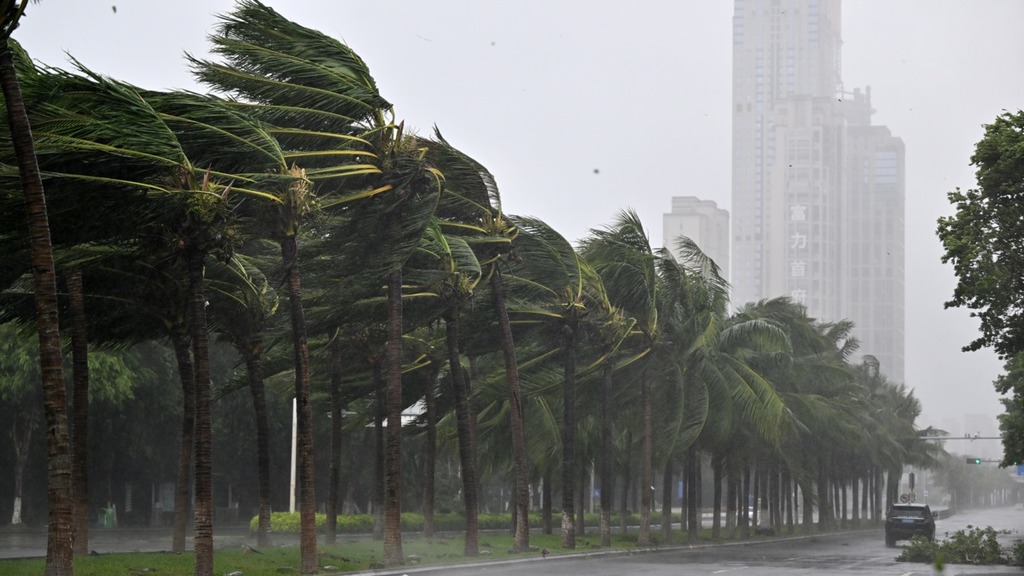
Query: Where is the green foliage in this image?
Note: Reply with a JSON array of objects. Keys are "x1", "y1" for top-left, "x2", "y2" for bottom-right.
[
  {"x1": 251, "y1": 511, "x2": 657, "y2": 535},
  {"x1": 1008, "y1": 538, "x2": 1024, "y2": 566},
  {"x1": 937, "y1": 110, "x2": 1024, "y2": 358},
  {"x1": 1, "y1": 531, "x2": 665, "y2": 576},
  {"x1": 897, "y1": 525, "x2": 1010, "y2": 565},
  {"x1": 996, "y1": 354, "x2": 1024, "y2": 466},
  {"x1": 0, "y1": 323, "x2": 41, "y2": 402},
  {"x1": 896, "y1": 535, "x2": 941, "y2": 563}
]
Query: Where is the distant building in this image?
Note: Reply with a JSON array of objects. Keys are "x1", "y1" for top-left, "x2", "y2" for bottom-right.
[
  {"x1": 730, "y1": 0, "x2": 905, "y2": 381},
  {"x1": 662, "y1": 196, "x2": 730, "y2": 282},
  {"x1": 842, "y1": 88, "x2": 905, "y2": 382}
]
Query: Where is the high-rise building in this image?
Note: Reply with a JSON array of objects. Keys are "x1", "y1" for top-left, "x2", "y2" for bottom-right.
[
  {"x1": 662, "y1": 196, "x2": 730, "y2": 282},
  {"x1": 843, "y1": 88, "x2": 905, "y2": 382},
  {"x1": 730, "y1": 0, "x2": 905, "y2": 381}
]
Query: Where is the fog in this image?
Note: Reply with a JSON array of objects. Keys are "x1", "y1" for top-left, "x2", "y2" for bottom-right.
[{"x1": 14, "y1": 1, "x2": 1024, "y2": 445}]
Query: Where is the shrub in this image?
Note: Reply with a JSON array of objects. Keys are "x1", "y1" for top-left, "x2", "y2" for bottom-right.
[
  {"x1": 941, "y1": 525, "x2": 1005, "y2": 565},
  {"x1": 896, "y1": 535, "x2": 940, "y2": 563},
  {"x1": 897, "y1": 525, "x2": 1010, "y2": 566},
  {"x1": 1008, "y1": 538, "x2": 1024, "y2": 566},
  {"x1": 250, "y1": 509, "x2": 682, "y2": 536}
]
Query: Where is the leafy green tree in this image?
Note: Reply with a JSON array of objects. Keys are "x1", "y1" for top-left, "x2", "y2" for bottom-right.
[
  {"x1": 937, "y1": 111, "x2": 1024, "y2": 474},
  {"x1": 0, "y1": 321, "x2": 135, "y2": 530},
  {"x1": 996, "y1": 353, "x2": 1024, "y2": 467},
  {"x1": 937, "y1": 110, "x2": 1024, "y2": 358},
  {"x1": 0, "y1": 322, "x2": 40, "y2": 527}
]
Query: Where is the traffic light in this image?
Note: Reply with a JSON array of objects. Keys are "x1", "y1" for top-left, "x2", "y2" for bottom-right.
[{"x1": 966, "y1": 457, "x2": 982, "y2": 464}]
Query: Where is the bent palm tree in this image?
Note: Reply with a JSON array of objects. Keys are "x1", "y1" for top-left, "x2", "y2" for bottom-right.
[
  {"x1": 0, "y1": 7, "x2": 72, "y2": 568},
  {"x1": 579, "y1": 209, "x2": 660, "y2": 545},
  {"x1": 195, "y1": 3, "x2": 445, "y2": 565}
]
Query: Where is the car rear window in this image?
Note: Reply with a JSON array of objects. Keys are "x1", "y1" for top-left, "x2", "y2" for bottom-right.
[{"x1": 891, "y1": 508, "x2": 926, "y2": 517}]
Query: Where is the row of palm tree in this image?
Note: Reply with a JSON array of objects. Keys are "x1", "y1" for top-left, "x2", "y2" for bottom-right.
[{"x1": 0, "y1": 2, "x2": 940, "y2": 575}]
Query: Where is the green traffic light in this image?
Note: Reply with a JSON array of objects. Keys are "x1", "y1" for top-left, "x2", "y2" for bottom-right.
[{"x1": 966, "y1": 457, "x2": 982, "y2": 464}]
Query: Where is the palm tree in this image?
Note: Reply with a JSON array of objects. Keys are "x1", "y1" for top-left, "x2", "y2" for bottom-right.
[
  {"x1": 420, "y1": 132, "x2": 528, "y2": 552},
  {"x1": 0, "y1": 4, "x2": 73, "y2": 571},
  {"x1": 206, "y1": 253, "x2": 279, "y2": 547},
  {"x1": 10, "y1": 56, "x2": 293, "y2": 573},
  {"x1": 405, "y1": 222, "x2": 483, "y2": 554},
  {"x1": 193, "y1": 3, "x2": 385, "y2": 568},
  {"x1": 658, "y1": 238, "x2": 788, "y2": 541},
  {"x1": 65, "y1": 268, "x2": 89, "y2": 555},
  {"x1": 195, "y1": 3, "x2": 449, "y2": 565},
  {"x1": 500, "y1": 216, "x2": 611, "y2": 549},
  {"x1": 579, "y1": 210, "x2": 661, "y2": 545}
]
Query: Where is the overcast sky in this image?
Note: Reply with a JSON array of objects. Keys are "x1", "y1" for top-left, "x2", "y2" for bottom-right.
[{"x1": 14, "y1": 1, "x2": 1024, "y2": 441}]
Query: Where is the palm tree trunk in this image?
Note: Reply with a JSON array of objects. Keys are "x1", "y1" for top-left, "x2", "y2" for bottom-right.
[
  {"x1": 839, "y1": 480, "x2": 847, "y2": 527},
  {"x1": 739, "y1": 467, "x2": 751, "y2": 538},
  {"x1": 851, "y1": 476, "x2": 859, "y2": 525},
  {"x1": 725, "y1": 462, "x2": 736, "y2": 537},
  {"x1": 860, "y1": 472, "x2": 869, "y2": 523},
  {"x1": 67, "y1": 269, "x2": 90, "y2": 555},
  {"x1": 801, "y1": 481, "x2": 814, "y2": 532},
  {"x1": 575, "y1": 468, "x2": 585, "y2": 536},
  {"x1": 817, "y1": 463, "x2": 830, "y2": 531},
  {"x1": 599, "y1": 363, "x2": 613, "y2": 547},
  {"x1": 711, "y1": 456, "x2": 722, "y2": 539},
  {"x1": 170, "y1": 325, "x2": 194, "y2": 553},
  {"x1": 661, "y1": 458, "x2": 673, "y2": 544},
  {"x1": 280, "y1": 235, "x2": 317, "y2": 574},
  {"x1": 325, "y1": 332, "x2": 343, "y2": 545},
  {"x1": 560, "y1": 330, "x2": 576, "y2": 550},
  {"x1": 372, "y1": 364, "x2": 385, "y2": 540},
  {"x1": 187, "y1": 251, "x2": 214, "y2": 576},
  {"x1": 687, "y1": 447, "x2": 699, "y2": 542},
  {"x1": 752, "y1": 470, "x2": 760, "y2": 528},
  {"x1": 541, "y1": 467, "x2": 552, "y2": 535},
  {"x1": 772, "y1": 468, "x2": 782, "y2": 532},
  {"x1": 783, "y1": 469, "x2": 794, "y2": 533},
  {"x1": 873, "y1": 468, "x2": 883, "y2": 524},
  {"x1": 422, "y1": 372, "x2": 436, "y2": 539},
  {"x1": 245, "y1": 337, "x2": 272, "y2": 548},
  {"x1": 383, "y1": 266, "x2": 404, "y2": 566},
  {"x1": 1, "y1": 34, "x2": 74, "y2": 576},
  {"x1": 443, "y1": 313, "x2": 479, "y2": 555},
  {"x1": 619, "y1": 431, "x2": 632, "y2": 536},
  {"x1": 637, "y1": 369, "x2": 653, "y2": 545},
  {"x1": 490, "y1": 269, "x2": 529, "y2": 552}
]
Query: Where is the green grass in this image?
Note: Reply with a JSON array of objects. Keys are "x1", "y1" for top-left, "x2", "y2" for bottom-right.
[
  {"x1": 0, "y1": 529, "x2": 712, "y2": 576},
  {"x1": 0, "y1": 520, "x2": 852, "y2": 575}
]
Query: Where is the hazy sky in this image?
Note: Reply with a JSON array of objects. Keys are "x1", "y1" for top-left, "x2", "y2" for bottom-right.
[{"x1": 14, "y1": 1, "x2": 1024, "y2": 439}]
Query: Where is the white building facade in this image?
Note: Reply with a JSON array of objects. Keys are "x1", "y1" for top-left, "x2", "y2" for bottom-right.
[
  {"x1": 663, "y1": 196, "x2": 730, "y2": 283},
  {"x1": 730, "y1": 0, "x2": 905, "y2": 381}
]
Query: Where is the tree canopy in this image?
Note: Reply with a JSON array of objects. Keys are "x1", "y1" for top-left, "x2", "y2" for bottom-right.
[{"x1": 937, "y1": 110, "x2": 1024, "y2": 359}]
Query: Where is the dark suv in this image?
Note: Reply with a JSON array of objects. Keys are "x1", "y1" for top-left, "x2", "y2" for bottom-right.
[{"x1": 885, "y1": 503, "x2": 935, "y2": 546}]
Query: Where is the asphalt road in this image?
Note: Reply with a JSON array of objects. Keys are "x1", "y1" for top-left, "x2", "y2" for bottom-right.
[{"x1": 384, "y1": 507, "x2": 1024, "y2": 576}]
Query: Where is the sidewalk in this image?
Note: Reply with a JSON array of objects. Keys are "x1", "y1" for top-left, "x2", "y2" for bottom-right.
[{"x1": 0, "y1": 523, "x2": 266, "y2": 560}]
